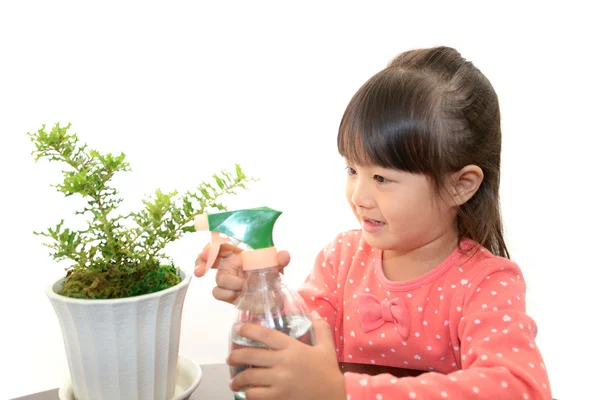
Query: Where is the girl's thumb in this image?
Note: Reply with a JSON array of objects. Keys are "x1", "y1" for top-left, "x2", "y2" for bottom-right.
[{"x1": 311, "y1": 310, "x2": 335, "y2": 348}]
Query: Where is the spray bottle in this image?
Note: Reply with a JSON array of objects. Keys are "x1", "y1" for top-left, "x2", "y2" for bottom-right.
[{"x1": 194, "y1": 207, "x2": 315, "y2": 399}]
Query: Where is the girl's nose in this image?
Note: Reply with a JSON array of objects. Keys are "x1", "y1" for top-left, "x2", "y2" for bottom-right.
[{"x1": 350, "y1": 179, "x2": 374, "y2": 209}]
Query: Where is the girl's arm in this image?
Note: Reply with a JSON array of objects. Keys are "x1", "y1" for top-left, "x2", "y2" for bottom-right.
[{"x1": 297, "y1": 235, "x2": 342, "y2": 332}]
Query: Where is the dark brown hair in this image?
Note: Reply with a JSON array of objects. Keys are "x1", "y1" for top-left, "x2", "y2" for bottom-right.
[{"x1": 338, "y1": 46, "x2": 509, "y2": 258}]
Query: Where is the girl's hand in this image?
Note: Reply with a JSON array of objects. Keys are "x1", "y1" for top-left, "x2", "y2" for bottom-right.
[
  {"x1": 227, "y1": 311, "x2": 346, "y2": 400},
  {"x1": 194, "y1": 243, "x2": 291, "y2": 304}
]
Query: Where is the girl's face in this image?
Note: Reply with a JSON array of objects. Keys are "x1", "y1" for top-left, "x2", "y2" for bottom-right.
[{"x1": 345, "y1": 161, "x2": 456, "y2": 254}]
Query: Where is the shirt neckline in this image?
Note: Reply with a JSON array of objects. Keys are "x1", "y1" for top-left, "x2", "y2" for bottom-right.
[{"x1": 372, "y1": 238, "x2": 477, "y2": 291}]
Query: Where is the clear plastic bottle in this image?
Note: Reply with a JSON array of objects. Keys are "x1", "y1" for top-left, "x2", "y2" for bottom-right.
[
  {"x1": 229, "y1": 266, "x2": 315, "y2": 399},
  {"x1": 192, "y1": 207, "x2": 314, "y2": 399}
]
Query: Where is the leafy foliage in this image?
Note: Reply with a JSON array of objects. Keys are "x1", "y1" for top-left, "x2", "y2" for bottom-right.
[{"x1": 30, "y1": 123, "x2": 254, "y2": 299}]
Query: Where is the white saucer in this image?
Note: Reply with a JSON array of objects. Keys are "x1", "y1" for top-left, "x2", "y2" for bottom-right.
[{"x1": 58, "y1": 355, "x2": 203, "y2": 400}]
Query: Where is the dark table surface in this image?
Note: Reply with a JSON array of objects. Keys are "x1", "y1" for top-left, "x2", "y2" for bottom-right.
[{"x1": 13, "y1": 362, "x2": 424, "y2": 400}]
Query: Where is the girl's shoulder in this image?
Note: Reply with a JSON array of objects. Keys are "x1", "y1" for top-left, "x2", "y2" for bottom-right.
[
  {"x1": 450, "y1": 239, "x2": 527, "y2": 293},
  {"x1": 320, "y1": 229, "x2": 371, "y2": 258},
  {"x1": 457, "y1": 239, "x2": 522, "y2": 272}
]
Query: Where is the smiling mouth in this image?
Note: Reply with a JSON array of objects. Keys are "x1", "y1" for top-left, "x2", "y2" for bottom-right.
[{"x1": 363, "y1": 218, "x2": 385, "y2": 226}]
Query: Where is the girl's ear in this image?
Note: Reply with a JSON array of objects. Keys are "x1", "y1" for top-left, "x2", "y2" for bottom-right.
[{"x1": 448, "y1": 165, "x2": 484, "y2": 206}]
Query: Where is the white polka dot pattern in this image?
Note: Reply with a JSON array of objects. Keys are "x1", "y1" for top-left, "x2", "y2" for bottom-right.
[{"x1": 297, "y1": 230, "x2": 552, "y2": 399}]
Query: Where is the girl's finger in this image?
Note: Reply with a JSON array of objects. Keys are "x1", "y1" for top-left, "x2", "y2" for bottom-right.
[
  {"x1": 276, "y1": 250, "x2": 290, "y2": 267},
  {"x1": 212, "y1": 287, "x2": 240, "y2": 303},
  {"x1": 195, "y1": 245, "x2": 209, "y2": 265},
  {"x1": 195, "y1": 242, "x2": 243, "y2": 268},
  {"x1": 227, "y1": 347, "x2": 280, "y2": 368},
  {"x1": 276, "y1": 251, "x2": 290, "y2": 275},
  {"x1": 235, "y1": 323, "x2": 294, "y2": 350},
  {"x1": 243, "y1": 386, "x2": 278, "y2": 400},
  {"x1": 194, "y1": 263, "x2": 207, "y2": 277},
  {"x1": 230, "y1": 367, "x2": 277, "y2": 393},
  {"x1": 199, "y1": 241, "x2": 242, "y2": 260},
  {"x1": 216, "y1": 270, "x2": 245, "y2": 291},
  {"x1": 194, "y1": 244, "x2": 211, "y2": 277}
]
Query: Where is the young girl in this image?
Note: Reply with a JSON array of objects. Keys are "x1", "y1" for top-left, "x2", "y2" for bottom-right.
[{"x1": 195, "y1": 46, "x2": 552, "y2": 400}]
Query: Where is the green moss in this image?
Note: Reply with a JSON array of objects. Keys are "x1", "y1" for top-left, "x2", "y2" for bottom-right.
[
  {"x1": 30, "y1": 122, "x2": 255, "y2": 300},
  {"x1": 59, "y1": 261, "x2": 181, "y2": 299}
]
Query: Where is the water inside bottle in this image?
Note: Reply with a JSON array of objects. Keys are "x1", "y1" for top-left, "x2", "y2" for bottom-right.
[{"x1": 230, "y1": 314, "x2": 314, "y2": 399}]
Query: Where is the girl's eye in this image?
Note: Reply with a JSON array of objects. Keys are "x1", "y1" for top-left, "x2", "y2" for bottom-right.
[
  {"x1": 346, "y1": 166, "x2": 357, "y2": 175},
  {"x1": 374, "y1": 175, "x2": 389, "y2": 183}
]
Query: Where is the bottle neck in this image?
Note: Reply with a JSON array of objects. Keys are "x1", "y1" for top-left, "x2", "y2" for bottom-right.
[{"x1": 243, "y1": 267, "x2": 281, "y2": 292}]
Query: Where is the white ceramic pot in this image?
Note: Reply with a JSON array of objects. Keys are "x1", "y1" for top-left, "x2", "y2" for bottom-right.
[{"x1": 46, "y1": 269, "x2": 192, "y2": 400}]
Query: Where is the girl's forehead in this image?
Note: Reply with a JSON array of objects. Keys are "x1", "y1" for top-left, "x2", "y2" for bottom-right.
[
  {"x1": 343, "y1": 155, "x2": 375, "y2": 167},
  {"x1": 341, "y1": 142, "x2": 368, "y2": 162},
  {"x1": 342, "y1": 148, "x2": 392, "y2": 168}
]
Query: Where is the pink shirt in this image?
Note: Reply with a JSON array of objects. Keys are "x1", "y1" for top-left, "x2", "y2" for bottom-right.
[{"x1": 298, "y1": 230, "x2": 552, "y2": 399}]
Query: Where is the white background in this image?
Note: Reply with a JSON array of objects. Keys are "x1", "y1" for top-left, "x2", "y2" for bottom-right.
[{"x1": 1, "y1": 1, "x2": 598, "y2": 399}]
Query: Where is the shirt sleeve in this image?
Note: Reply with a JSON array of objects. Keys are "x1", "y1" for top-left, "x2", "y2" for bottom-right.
[
  {"x1": 342, "y1": 258, "x2": 553, "y2": 400},
  {"x1": 297, "y1": 233, "x2": 343, "y2": 331}
]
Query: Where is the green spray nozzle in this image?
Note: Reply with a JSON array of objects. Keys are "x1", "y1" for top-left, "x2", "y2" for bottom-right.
[
  {"x1": 194, "y1": 207, "x2": 283, "y2": 276},
  {"x1": 205, "y1": 207, "x2": 282, "y2": 250}
]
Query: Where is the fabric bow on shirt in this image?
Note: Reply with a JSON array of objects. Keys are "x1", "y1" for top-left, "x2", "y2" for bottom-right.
[{"x1": 357, "y1": 293, "x2": 410, "y2": 339}]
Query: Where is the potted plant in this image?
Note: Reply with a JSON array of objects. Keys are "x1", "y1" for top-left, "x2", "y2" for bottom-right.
[{"x1": 29, "y1": 122, "x2": 254, "y2": 400}]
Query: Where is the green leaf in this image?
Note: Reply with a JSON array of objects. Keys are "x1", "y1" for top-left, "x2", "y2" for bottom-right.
[{"x1": 30, "y1": 122, "x2": 256, "y2": 299}]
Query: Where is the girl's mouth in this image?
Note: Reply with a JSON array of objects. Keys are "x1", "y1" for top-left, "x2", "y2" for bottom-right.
[{"x1": 362, "y1": 218, "x2": 385, "y2": 233}]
